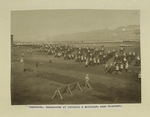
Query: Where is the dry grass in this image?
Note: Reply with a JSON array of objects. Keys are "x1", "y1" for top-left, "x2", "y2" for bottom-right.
[{"x1": 11, "y1": 43, "x2": 141, "y2": 105}]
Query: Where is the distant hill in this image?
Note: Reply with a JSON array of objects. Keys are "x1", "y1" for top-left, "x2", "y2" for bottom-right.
[
  {"x1": 13, "y1": 25, "x2": 140, "y2": 42},
  {"x1": 48, "y1": 25, "x2": 140, "y2": 42}
]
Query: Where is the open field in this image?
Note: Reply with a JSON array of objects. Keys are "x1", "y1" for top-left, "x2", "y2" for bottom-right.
[{"x1": 11, "y1": 42, "x2": 141, "y2": 105}]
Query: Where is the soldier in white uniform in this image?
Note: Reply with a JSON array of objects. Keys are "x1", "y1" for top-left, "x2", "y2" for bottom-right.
[
  {"x1": 93, "y1": 57, "x2": 96, "y2": 66},
  {"x1": 120, "y1": 63, "x2": 124, "y2": 72},
  {"x1": 123, "y1": 57, "x2": 127, "y2": 65},
  {"x1": 125, "y1": 62, "x2": 129, "y2": 72},
  {"x1": 138, "y1": 71, "x2": 141, "y2": 79},
  {"x1": 116, "y1": 64, "x2": 119, "y2": 74},
  {"x1": 84, "y1": 56, "x2": 86, "y2": 62},
  {"x1": 89, "y1": 57, "x2": 93, "y2": 65},
  {"x1": 72, "y1": 54, "x2": 74, "y2": 59},
  {"x1": 137, "y1": 71, "x2": 141, "y2": 82},
  {"x1": 85, "y1": 74, "x2": 89, "y2": 87},
  {"x1": 105, "y1": 63, "x2": 109, "y2": 71},
  {"x1": 85, "y1": 74, "x2": 89, "y2": 82},
  {"x1": 79, "y1": 51, "x2": 81, "y2": 55},
  {"x1": 81, "y1": 55, "x2": 84, "y2": 62},
  {"x1": 97, "y1": 58, "x2": 100, "y2": 65},
  {"x1": 78, "y1": 55, "x2": 81, "y2": 62},
  {"x1": 90, "y1": 53, "x2": 92, "y2": 57},
  {"x1": 69, "y1": 54, "x2": 71, "y2": 60}
]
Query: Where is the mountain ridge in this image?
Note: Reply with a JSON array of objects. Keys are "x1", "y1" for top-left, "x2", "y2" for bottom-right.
[
  {"x1": 48, "y1": 25, "x2": 140, "y2": 42},
  {"x1": 13, "y1": 25, "x2": 140, "y2": 42}
]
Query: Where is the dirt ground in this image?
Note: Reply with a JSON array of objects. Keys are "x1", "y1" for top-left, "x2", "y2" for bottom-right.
[{"x1": 11, "y1": 42, "x2": 141, "y2": 105}]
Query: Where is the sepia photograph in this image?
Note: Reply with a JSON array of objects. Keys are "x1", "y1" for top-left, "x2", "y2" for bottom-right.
[{"x1": 11, "y1": 10, "x2": 141, "y2": 105}]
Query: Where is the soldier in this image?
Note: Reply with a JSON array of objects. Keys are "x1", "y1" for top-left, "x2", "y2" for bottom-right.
[
  {"x1": 136, "y1": 56, "x2": 141, "y2": 66},
  {"x1": 107, "y1": 51, "x2": 110, "y2": 58},
  {"x1": 113, "y1": 49, "x2": 116, "y2": 55},
  {"x1": 103, "y1": 55, "x2": 107, "y2": 64},
  {"x1": 93, "y1": 57, "x2": 96, "y2": 66},
  {"x1": 69, "y1": 54, "x2": 71, "y2": 60},
  {"x1": 114, "y1": 54, "x2": 119, "y2": 62},
  {"x1": 138, "y1": 71, "x2": 141, "y2": 79},
  {"x1": 85, "y1": 74, "x2": 89, "y2": 87},
  {"x1": 120, "y1": 63, "x2": 124, "y2": 72},
  {"x1": 78, "y1": 55, "x2": 81, "y2": 62},
  {"x1": 81, "y1": 55, "x2": 84, "y2": 62},
  {"x1": 99, "y1": 52, "x2": 102, "y2": 57},
  {"x1": 101, "y1": 47, "x2": 105, "y2": 52},
  {"x1": 90, "y1": 53, "x2": 93, "y2": 58},
  {"x1": 105, "y1": 63, "x2": 109, "y2": 71},
  {"x1": 116, "y1": 64, "x2": 119, "y2": 74},
  {"x1": 123, "y1": 57, "x2": 127, "y2": 66},
  {"x1": 58, "y1": 52, "x2": 61, "y2": 58},
  {"x1": 97, "y1": 58, "x2": 100, "y2": 65},
  {"x1": 119, "y1": 47, "x2": 124, "y2": 53},
  {"x1": 136, "y1": 71, "x2": 141, "y2": 82},
  {"x1": 89, "y1": 57, "x2": 93, "y2": 66},
  {"x1": 85, "y1": 74, "x2": 89, "y2": 81},
  {"x1": 125, "y1": 62, "x2": 129, "y2": 72},
  {"x1": 51, "y1": 50, "x2": 54, "y2": 55},
  {"x1": 79, "y1": 51, "x2": 81, "y2": 55},
  {"x1": 123, "y1": 52, "x2": 126, "y2": 58},
  {"x1": 87, "y1": 49, "x2": 90, "y2": 56},
  {"x1": 84, "y1": 56, "x2": 86, "y2": 62},
  {"x1": 53, "y1": 50, "x2": 56, "y2": 54},
  {"x1": 95, "y1": 48, "x2": 98, "y2": 55},
  {"x1": 131, "y1": 52, "x2": 135, "y2": 60},
  {"x1": 129, "y1": 52, "x2": 132, "y2": 56},
  {"x1": 71, "y1": 54, "x2": 74, "y2": 59}
]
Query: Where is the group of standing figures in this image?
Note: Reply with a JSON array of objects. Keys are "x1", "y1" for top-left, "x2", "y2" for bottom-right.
[{"x1": 26, "y1": 44, "x2": 141, "y2": 73}]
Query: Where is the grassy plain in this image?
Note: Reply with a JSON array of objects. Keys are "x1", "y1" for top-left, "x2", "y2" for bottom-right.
[{"x1": 11, "y1": 42, "x2": 141, "y2": 105}]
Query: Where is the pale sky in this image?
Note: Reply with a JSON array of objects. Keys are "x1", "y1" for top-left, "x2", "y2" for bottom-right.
[{"x1": 11, "y1": 10, "x2": 140, "y2": 41}]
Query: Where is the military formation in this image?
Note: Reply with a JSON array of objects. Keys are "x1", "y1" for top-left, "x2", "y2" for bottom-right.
[{"x1": 22, "y1": 42, "x2": 141, "y2": 74}]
